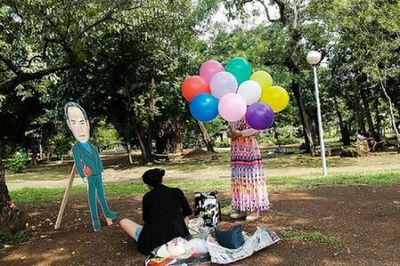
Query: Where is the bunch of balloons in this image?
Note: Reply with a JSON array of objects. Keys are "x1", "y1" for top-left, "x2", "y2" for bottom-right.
[{"x1": 181, "y1": 57, "x2": 289, "y2": 130}]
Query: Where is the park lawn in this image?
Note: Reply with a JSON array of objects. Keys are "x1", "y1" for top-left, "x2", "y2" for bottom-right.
[
  {"x1": 10, "y1": 169, "x2": 400, "y2": 204},
  {"x1": 8, "y1": 149, "x2": 400, "y2": 182}
]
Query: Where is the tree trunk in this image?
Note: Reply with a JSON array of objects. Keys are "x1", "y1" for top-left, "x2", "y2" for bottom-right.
[
  {"x1": 132, "y1": 119, "x2": 153, "y2": 163},
  {"x1": 380, "y1": 80, "x2": 400, "y2": 152},
  {"x1": 0, "y1": 161, "x2": 11, "y2": 210},
  {"x1": 360, "y1": 88, "x2": 376, "y2": 137},
  {"x1": 354, "y1": 94, "x2": 366, "y2": 134},
  {"x1": 122, "y1": 75, "x2": 153, "y2": 164},
  {"x1": 290, "y1": 76, "x2": 316, "y2": 155},
  {"x1": 197, "y1": 121, "x2": 215, "y2": 152},
  {"x1": 30, "y1": 145, "x2": 38, "y2": 166},
  {"x1": 374, "y1": 97, "x2": 382, "y2": 140},
  {"x1": 334, "y1": 95, "x2": 351, "y2": 145},
  {"x1": 124, "y1": 141, "x2": 133, "y2": 165},
  {"x1": 147, "y1": 77, "x2": 156, "y2": 156}
]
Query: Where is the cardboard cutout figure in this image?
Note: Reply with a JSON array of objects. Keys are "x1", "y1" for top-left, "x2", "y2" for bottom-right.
[{"x1": 64, "y1": 102, "x2": 117, "y2": 231}]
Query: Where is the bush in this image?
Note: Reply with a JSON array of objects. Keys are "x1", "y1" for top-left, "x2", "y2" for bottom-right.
[
  {"x1": 258, "y1": 137, "x2": 276, "y2": 147},
  {"x1": 51, "y1": 134, "x2": 73, "y2": 159},
  {"x1": 278, "y1": 136, "x2": 301, "y2": 145},
  {"x1": 215, "y1": 140, "x2": 230, "y2": 148},
  {"x1": 4, "y1": 153, "x2": 28, "y2": 173}
]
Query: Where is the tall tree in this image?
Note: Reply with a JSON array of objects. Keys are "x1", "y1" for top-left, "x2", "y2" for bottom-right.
[{"x1": 224, "y1": 0, "x2": 331, "y2": 154}]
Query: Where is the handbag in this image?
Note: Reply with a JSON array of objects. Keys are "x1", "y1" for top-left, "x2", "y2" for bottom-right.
[
  {"x1": 194, "y1": 191, "x2": 221, "y2": 229},
  {"x1": 215, "y1": 222, "x2": 244, "y2": 249}
]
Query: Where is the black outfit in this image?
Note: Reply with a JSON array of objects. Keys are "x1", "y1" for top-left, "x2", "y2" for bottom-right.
[{"x1": 137, "y1": 184, "x2": 192, "y2": 255}]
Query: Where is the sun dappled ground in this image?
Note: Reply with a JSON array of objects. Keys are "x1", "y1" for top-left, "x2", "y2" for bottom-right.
[
  {"x1": 1, "y1": 149, "x2": 400, "y2": 265},
  {"x1": 1, "y1": 185, "x2": 399, "y2": 265}
]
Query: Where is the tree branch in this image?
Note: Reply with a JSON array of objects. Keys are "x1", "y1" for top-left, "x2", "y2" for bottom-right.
[
  {"x1": 0, "y1": 63, "x2": 78, "y2": 94},
  {"x1": 256, "y1": 0, "x2": 281, "y2": 23},
  {"x1": 0, "y1": 54, "x2": 22, "y2": 75},
  {"x1": 72, "y1": 1, "x2": 143, "y2": 48},
  {"x1": 39, "y1": 9, "x2": 75, "y2": 61},
  {"x1": 19, "y1": 38, "x2": 56, "y2": 68},
  {"x1": 271, "y1": 0, "x2": 286, "y2": 24}
]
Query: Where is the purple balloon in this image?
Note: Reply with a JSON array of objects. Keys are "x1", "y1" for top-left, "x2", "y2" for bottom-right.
[{"x1": 245, "y1": 102, "x2": 275, "y2": 130}]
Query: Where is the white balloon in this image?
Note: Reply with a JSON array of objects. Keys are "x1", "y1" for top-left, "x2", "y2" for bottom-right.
[
  {"x1": 237, "y1": 80, "x2": 261, "y2": 105},
  {"x1": 210, "y1": 71, "x2": 238, "y2": 99}
]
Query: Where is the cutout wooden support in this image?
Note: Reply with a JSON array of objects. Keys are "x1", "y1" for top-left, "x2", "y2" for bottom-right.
[{"x1": 54, "y1": 163, "x2": 76, "y2": 229}]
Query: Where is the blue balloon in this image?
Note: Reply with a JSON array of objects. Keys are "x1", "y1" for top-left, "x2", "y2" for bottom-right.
[{"x1": 190, "y1": 93, "x2": 219, "y2": 122}]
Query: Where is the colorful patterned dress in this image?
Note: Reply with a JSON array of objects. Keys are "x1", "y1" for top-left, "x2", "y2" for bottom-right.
[{"x1": 229, "y1": 117, "x2": 270, "y2": 213}]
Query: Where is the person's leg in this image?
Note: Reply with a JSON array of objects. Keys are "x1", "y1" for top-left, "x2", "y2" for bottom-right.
[
  {"x1": 120, "y1": 218, "x2": 143, "y2": 241},
  {"x1": 87, "y1": 177, "x2": 101, "y2": 231},
  {"x1": 95, "y1": 175, "x2": 118, "y2": 224}
]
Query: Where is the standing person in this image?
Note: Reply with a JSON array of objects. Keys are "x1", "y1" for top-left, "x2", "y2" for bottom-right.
[
  {"x1": 64, "y1": 102, "x2": 117, "y2": 232},
  {"x1": 120, "y1": 168, "x2": 192, "y2": 255},
  {"x1": 228, "y1": 117, "x2": 270, "y2": 221}
]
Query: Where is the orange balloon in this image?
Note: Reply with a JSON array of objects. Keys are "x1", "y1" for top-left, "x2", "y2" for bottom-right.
[{"x1": 181, "y1": 76, "x2": 210, "y2": 101}]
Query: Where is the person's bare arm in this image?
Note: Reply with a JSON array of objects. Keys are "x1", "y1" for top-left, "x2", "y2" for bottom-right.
[{"x1": 240, "y1": 128, "x2": 260, "y2": 137}]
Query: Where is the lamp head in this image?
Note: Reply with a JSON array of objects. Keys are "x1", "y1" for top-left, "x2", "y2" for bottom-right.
[{"x1": 306, "y1": 51, "x2": 322, "y2": 65}]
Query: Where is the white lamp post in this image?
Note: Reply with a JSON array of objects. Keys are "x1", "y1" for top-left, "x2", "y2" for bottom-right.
[{"x1": 307, "y1": 51, "x2": 327, "y2": 176}]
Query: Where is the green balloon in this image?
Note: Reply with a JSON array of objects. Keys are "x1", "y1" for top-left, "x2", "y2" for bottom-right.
[{"x1": 225, "y1": 57, "x2": 252, "y2": 84}]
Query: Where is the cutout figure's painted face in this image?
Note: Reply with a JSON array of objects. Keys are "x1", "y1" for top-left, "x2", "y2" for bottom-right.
[{"x1": 67, "y1": 106, "x2": 90, "y2": 143}]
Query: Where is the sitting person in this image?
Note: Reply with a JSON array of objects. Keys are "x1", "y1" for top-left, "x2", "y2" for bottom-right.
[
  {"x1": 356, "y1": 130, "x2": 370, "y2": 151},
  {"x1": 120, "y1": 168, "x2": 192, "y2": 255},
  {"x1": 365, "y1": 130, "x2": 377, "y2": 151}
]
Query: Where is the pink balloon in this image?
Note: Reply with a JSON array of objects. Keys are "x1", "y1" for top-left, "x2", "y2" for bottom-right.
[
  {"x1": 218, "y1": 93, "x2": 247, "y2": 122},
  {"x1": 199, "y1": 60, "x2": 224, "y2": 83}
]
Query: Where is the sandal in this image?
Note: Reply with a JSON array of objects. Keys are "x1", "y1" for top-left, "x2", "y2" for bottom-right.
[
  {"x1": 230, "y1": 212, "x2": 247, "y2": 219},
  {"x1": 246, "y1": 212, "x2": 259, "y2": 221}
]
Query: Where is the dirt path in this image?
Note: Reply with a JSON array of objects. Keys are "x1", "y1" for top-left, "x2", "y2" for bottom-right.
[
  {"x1": 1, "y1": 184, "x2": 400, "y2": 265},
  {"x1": 7, "y1": 162, "x2": 400, "y2": 190}
]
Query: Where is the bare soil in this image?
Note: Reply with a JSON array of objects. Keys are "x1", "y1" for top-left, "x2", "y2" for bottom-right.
[{"x1": 1, "y1": 184, "x2": 400, "y2": 265}]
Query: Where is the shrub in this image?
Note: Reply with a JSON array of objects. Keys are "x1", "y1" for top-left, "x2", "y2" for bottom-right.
[
  {"x1": 215, "y1": 140, "x2": 230, "y2": 148},
  {"x1": 4, "y1": 153, "x2": 28, "y2": 173},
  {"x1": 278, "y1": 136, "x2": 301, "y2": 145}
]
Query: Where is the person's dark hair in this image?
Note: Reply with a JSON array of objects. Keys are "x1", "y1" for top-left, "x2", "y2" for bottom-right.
[
  {"x1": 64, "y1": 102, "x2": 88, "y2": 122},
  {"x1": 142, "y1": 168, "x2": 165, "y2": 187}
]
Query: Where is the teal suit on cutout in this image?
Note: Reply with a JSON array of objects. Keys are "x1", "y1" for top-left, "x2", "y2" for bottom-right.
[{"x1": 72, "y1": 142, "x2": 117, "y2": 231}]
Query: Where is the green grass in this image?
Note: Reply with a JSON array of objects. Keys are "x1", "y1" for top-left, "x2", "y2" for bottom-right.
[
  {"x1": 268, "y1": 170, "x2": 400, "y2": 191},
  {"x1": 6, "y1": 164, "x2": 72, "y2": 181},
  {"x1": 10, "y1": 170, "x2": 400, "y2": 204},
  {"x1": 5, "y1": 151, "x2": 364, "y2": 182},
  {"x1": 279, "y1": 227, "x2": 340, "y2": 246}
]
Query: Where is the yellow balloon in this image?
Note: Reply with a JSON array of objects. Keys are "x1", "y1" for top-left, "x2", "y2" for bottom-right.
[
  {"x1": 250, "y1": 71, "x2": 273, "y2": 91},
  {"x1": 260, "y1": 86, "x2": 289, "y2": 113}
]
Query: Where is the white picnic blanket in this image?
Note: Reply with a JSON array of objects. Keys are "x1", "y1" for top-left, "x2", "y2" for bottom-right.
[
  {"x1": 145, "y1": 225, "x2": 279, "y2": 265},
  {"x1": 206, "y1": 225, "x2": 280, "y2": 264}
]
